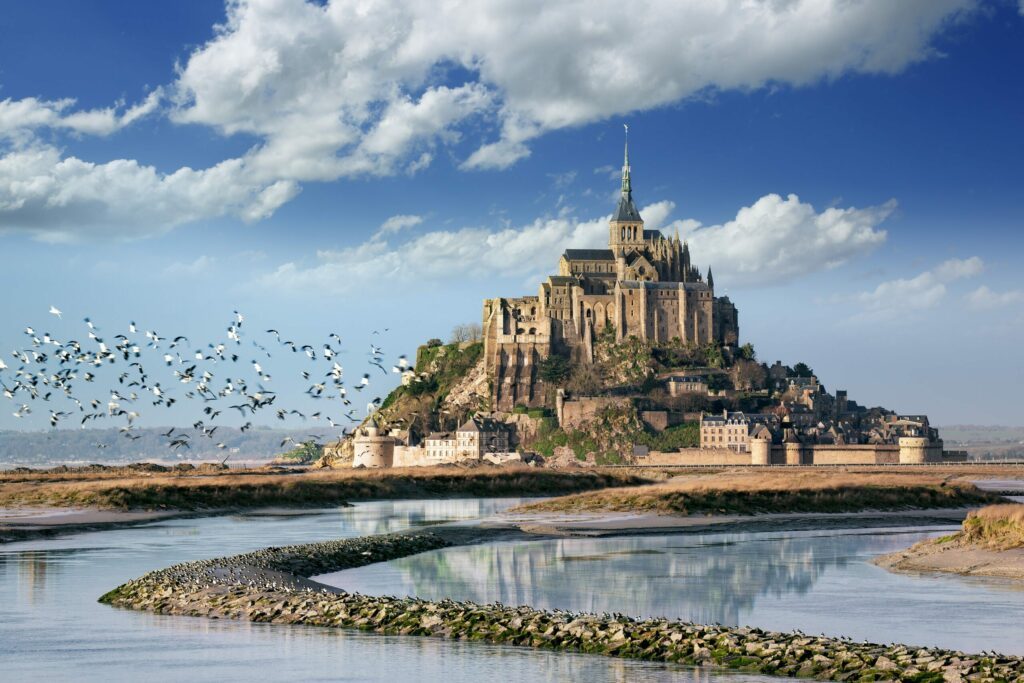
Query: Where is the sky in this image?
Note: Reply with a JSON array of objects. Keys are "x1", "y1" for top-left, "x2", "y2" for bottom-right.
[{"x1": 1, "y1": 0, "x2": 1023, "y2": 433}]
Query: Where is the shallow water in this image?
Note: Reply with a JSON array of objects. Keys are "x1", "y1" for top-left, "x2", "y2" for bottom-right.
[
  {"x1": 0, "y1": 499, "x2": 771, "y2": 682},
  {"x1": 319, "y1": 526, "x2": 1024, "y2": 656}
]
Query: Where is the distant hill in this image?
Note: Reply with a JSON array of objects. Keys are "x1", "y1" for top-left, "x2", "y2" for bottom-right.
[{"x1": 0, "y1": 426, "x2": 340, "y2": 468}]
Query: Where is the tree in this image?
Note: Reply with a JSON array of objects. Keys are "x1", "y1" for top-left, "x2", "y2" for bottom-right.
[
  {"x1": 567, "y1": 362, "x2": 602, "y2": 395},
  {"x1": 792, "y1": 362, "x2": 814, "y2": 378},
  {"x1": 538, "y1": 354, "x2": 572, "y2": 383},
  {"x1": 450, "y1": 323, "x2": 483, "y2": 343},
  {"x1": 739, "y1": 342, "x2": 757, "y2": 361},
  {"x1": 706, "y1": 373, "x2": 730, "y2": 391},
  {"x1": 703, "y1": 343, "x2": 725, "y2": 369},
  {"x1": 731, "y1": 358, "x2": 767, "y2": 391}
]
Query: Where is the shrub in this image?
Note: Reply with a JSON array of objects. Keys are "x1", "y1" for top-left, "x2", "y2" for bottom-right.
[{"x1": 538, "y1": 354, "x2": 572, "y2": 384}]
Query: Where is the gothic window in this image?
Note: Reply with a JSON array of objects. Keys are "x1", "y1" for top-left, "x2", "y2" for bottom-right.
[{"x1": 620, "y1": 227, "x2": 625, "y2": 240}]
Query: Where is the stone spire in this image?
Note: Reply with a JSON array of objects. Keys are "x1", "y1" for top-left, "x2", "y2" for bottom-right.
[
  {"x1": 621, "y1": 124, "x2": 631, "y2": 197},
  {"x1": 707, "y1": 267, "x2": 714, "y2": 290},
  {"x1": 612, "y1": 125, "x2": 641, "y2": 222}
]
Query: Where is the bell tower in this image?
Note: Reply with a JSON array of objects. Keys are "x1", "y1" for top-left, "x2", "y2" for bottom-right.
[{"x1": 609, "y1": 125, "x2": 644, "y2": 257}]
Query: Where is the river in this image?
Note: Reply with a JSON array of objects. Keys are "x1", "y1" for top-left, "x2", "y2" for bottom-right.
[{"x1": 1, "y1": 498, "x2": 1020, "y2": 681}]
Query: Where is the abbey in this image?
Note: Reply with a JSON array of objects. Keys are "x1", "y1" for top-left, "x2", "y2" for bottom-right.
[{"x1": 483, "y1": 140, "x2": 739, "y2": 412}]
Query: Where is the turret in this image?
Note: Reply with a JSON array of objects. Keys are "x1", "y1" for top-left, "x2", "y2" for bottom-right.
[{"x1": 707, "y1": 267, "x2": 714, "y2": 291}]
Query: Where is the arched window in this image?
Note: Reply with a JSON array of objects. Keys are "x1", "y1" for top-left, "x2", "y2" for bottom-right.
[
  {"x1": 530, "y1": 306, "x2": 536, "y2": 316},
  {"x1": 620, "y1": 226, "x2": 625, "y2": 240}
]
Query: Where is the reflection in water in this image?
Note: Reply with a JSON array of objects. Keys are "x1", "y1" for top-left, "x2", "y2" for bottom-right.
[
  {"x1": 322, "y1": 527, "x2": 1024, "y2": 656},
  {"x1": 325, "y1": 531, "x2": 873, "y2": 625},
  {"x1": 335, "y1": 498, "x2": 523, "y2": 536}
]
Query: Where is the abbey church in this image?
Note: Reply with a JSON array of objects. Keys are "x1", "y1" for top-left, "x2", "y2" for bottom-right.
[{"x1": 483, "y1": 139, "x2": 740, "y2": 411}]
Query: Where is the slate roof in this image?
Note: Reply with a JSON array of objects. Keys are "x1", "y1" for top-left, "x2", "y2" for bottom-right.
[
  {"x1": 563, "y1": 249, "x2": 614, "y2": 261},
  {"x1": 612, "y1": 194, "x2": 642, "y2": 222}
]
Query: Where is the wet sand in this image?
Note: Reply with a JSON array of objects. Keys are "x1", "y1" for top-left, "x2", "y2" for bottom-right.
[
  {"x1": 874, "y1": 537, "x2": 1024, "y2": 580},
  {"x1": 0, "y1": 507, "x2": 193, "y2": 542},
  {"x1": 493, "y1": 507, "x2": 973, "y2": 537}
]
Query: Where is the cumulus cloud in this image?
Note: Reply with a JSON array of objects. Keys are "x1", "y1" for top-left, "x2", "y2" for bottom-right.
[
  {"x1": 171, "y1": 0, "x2": 975, "y2": 171},
  {"x1": 0, "y1": 144, "x2": 296, "y2": 242},
  {"x1": 0, "y1": 0, "x2": 977, "y2": 238},
  {"x1": 849, "y1": 257, "x2": 984, "y2": 321},
  {"x1": 0, "y1": 90, "x2": 162, "y2": 142},
  {"x1": 260, "y1": 193, "x2": 892, "y2": 293},
  {"x1": 677, "y1": 194, "x2": 892, "y2": 286},
  {"x1": 966, "y1": 285, "x2": 1024, "y2": 310}
]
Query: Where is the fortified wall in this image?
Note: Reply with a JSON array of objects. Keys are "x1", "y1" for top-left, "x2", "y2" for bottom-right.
[{"x1": 641, "y1": 438, "x2": 946, "y2": 466}]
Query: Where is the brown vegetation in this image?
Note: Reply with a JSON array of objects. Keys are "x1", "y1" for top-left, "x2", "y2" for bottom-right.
[
  {"x1": 513, "y1": 471, "x2": 1004, "y2": 516},
  {"x1": 960, "y1": 503, "x2": 1024, "y2": 550},
  {"x1": 0, "y1": 465, "x2": 649, "y2": 511}
]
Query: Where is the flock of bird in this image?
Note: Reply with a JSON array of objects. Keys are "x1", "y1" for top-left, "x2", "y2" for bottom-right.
[{"x1": 0, "y1": 306, "x2": 413, "y2": 454}]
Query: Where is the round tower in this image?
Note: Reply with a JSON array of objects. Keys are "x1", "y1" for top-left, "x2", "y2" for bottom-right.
[
  {"x1": 898, "y1": 436, "x2": 931, "y2": 464},
  {"x1": 750, "y1": 435, "x2": 770, "y2": 466},
  {"x1": 782, "y1": 428, "x2": 804, "y2": 465},
  {"x1": 352, "y1": 426, "x2": 395, "y2": 468}
]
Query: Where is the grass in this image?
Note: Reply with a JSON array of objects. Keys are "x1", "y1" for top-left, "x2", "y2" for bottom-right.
[
  {"x1": 0, "y1": 465, "x2": 651, "y2": 512},
  {"x1": 960, "y1": 503, "x2": 1024, "y2": 550},
  {"x1": 512, "y1": 471, "x2": 1005, "y2": 516}
]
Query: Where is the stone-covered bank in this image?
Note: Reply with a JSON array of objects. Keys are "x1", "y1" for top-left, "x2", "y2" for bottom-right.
[{"x1": 100, "y1": 531, "x2": 1024, "y2": 682}]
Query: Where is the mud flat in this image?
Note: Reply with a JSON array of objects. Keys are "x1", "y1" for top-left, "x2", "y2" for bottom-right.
[
  {"x1": 875, "y1": 503, "x2": 1024, "y2": 580},
  {"x1": 100, "y1": 527, "x2": 1024, "y2": 682}
]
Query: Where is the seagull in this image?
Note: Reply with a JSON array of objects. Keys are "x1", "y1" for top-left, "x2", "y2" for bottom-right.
[{"x1": 49, "y1": 306, "x2": 62, "y2": 319}]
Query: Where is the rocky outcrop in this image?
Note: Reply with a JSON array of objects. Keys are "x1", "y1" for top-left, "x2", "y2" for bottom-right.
[{"x1": 101, "y1": 530, "x2": 1024, "y2": 682}]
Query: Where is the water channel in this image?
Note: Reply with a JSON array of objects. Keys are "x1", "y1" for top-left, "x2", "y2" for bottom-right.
[{"x1": 1, "y1": 497, "x2": 1020, "y2": 681}]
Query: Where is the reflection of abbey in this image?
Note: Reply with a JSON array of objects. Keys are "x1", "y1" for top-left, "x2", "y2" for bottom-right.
[{"x1": 482, "y1": 139, "x2": 738, "y2": 412}]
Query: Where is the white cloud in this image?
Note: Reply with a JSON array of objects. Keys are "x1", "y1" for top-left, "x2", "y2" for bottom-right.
[
  {"x1": 373, "y1": 214, "x2": 423, "y2": 240},
  {"x1": 966, "y1": 285, "x2": 1024, "y2": 310},
  {"x1": 0, "y1": 144, "x2": 294, "y2": 242},
  {"x1": 171, "y1": 0, "x2": 977, "y2": 177},
  {"x1": 849, "y1": 256, "x2": 984, "y2": 321},
  {"x1": 678, "y1": 194, "x2": 892, "y2": 285},
  {"x1": 0, "y1": 0, "x2": 978, "y2": 238},
  {"x1": 261, "y1": 193, "x2": 892, "y2": 293},
  {"x1": 934, "y1": 255, "x2": 983, "y2": 280},
  {"x1": 0, "y1": 90, "x2": 162, "y2": 141}
]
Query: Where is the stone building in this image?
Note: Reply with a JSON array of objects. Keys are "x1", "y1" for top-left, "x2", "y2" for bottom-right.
[
  {"x1": 356, "y1": 414, "x2": 513, "y2": 468},
  {"x1": 483, "y1": 138, "x2": 740, "y2": 411},
  {"x1": 700, "y1": 411, "x2": 775, "y2": 452}
]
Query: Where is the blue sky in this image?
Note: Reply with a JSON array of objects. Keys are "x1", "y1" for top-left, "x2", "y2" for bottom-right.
[{"x1": 1, "y1": 0, "x2": 1023, "y2": 432}]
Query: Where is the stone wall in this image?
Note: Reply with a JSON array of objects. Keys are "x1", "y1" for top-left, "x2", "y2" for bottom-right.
[
  {"x1": 641, "y1": 448, "x2": 751, "y2": 466},
  {"x1": 805, "y1": 445, "x2": 900, "y2": 466},
  {"x1": 560, "y1": 397, "x2": 631, "y2": 430}
]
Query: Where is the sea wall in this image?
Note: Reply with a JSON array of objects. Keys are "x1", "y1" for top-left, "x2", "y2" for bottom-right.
[
  {"x1": 99, "y1": 531, "x2": 1024, "y2": 683},
  {"x1": 641, "y1": 448, "x2": 751, "y2": 466}
]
